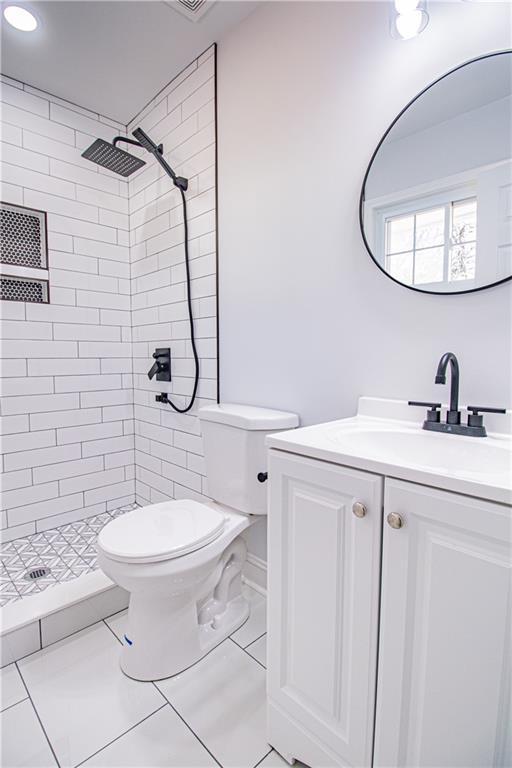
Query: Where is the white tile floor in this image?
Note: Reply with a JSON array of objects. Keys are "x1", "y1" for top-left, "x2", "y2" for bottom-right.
[{"x1": 0, "y1": 585, "x2": 297, "y2": 768}]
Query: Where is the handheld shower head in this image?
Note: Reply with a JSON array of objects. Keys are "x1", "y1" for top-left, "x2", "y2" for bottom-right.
[
  {"x1": 132, "y1": 127, "x2": 188, "y2": 191},
  {"x1": 131, "y1": 127, "x2": 159, "y2": 153}
]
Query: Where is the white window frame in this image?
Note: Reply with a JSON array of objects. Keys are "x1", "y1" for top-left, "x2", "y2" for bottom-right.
[{"x1": 373, "y1": 183, "x2": 477, "y2": 290}]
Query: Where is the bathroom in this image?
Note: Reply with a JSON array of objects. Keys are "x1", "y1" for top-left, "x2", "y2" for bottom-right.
[{"x1": 0, "y1": 0, "x2": 510, "y2": 766}]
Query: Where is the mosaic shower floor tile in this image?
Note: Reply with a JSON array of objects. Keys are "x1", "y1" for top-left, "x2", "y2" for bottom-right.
[{"x1": 0, "y1": 503, "x2": 138, "y2": 608}]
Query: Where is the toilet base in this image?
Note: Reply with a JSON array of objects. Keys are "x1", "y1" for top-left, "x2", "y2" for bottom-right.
[
  {"x1": 97, "y1": 516, "x2": 254, "y2": 682},
  {"x1": 116, "y1": 536, "x2": 250, "y2": 681},
  {"x1": 120, "y1": 592, "x2": 249, "y2": 681}
]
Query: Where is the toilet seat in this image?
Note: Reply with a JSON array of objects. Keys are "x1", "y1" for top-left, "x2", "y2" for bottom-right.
[{"x1": 98, "y1": 500, "x2": 226, "y2": 564}]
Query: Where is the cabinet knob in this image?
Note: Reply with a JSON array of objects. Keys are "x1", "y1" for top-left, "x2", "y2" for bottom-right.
[
  {"x1": 387, "y1": 512, "x2": 404, "y2": 529},
  {"x1": 352, "y1": 501, "x2": 367, "y2": 518}
]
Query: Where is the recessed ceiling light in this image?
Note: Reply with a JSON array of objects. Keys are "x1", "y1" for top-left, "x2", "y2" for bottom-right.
[{"x1": 3, "y1": 5, "x2": 38, "y2": 32}]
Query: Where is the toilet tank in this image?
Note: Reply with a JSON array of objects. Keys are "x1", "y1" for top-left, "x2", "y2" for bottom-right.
[{"x1": 198, "y1": 404, "x2": 299, "y2": 515}]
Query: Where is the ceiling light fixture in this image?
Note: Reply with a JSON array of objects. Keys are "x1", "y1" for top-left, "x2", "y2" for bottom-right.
[
  {"x1": 391, "y1": 0, "x2": 429, "y2": 40},
  {"x1": 3, "y1": 5, "x2": 38, "y2": 31}
]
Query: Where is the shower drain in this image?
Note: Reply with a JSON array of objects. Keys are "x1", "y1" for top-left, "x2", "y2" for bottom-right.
[{"x1": 23, "y1": 567, "x2": 51, "y2": 581}]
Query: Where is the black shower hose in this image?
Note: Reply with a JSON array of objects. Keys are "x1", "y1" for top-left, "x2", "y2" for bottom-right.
[{"x1": 160, "y1": 188, "x2": 200, "y2": 414}]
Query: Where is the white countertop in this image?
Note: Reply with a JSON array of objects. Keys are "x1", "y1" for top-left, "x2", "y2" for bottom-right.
[{"x1": 266, "y1": 398, "x2": 512, "y2": 505}]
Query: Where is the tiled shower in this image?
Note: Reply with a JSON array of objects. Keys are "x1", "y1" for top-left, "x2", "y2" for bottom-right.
[{"x1": 0, "y1": 46, "x2": 217, "y2": 614}]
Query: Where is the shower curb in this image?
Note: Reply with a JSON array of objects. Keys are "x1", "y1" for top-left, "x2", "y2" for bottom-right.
[{"x1": 0, "y1": 571, "x2": 128, "y2": 667}]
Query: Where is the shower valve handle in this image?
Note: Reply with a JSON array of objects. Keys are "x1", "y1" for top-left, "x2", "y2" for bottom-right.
[
  {"x1": 147, "y1": 361, "x2": 161, "y2": 380},
  {"x1": 147, "y1": 348, "x2": 171, "y2": 382}
]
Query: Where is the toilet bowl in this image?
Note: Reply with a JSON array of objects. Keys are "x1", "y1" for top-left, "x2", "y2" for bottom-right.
[
  {"x1": 97, "y1": 403, "x2": 298, "y2": 681},
  {"x1": 98, "y1": 500, "x2": 252, "y2": 680}
]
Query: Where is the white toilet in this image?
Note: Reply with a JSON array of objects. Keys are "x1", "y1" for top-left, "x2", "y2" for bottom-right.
[{"x1": 97, "y1": 403, "x2": 298, "y2": 681}]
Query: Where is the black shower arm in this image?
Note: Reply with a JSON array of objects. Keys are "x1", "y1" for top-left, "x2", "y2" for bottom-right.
[
  {"x1": 113, "y1": 135, "x2": 165, "y2": 156},
  {"x1": 112, "y1": 135, "x2": 144, "y2": 149}
]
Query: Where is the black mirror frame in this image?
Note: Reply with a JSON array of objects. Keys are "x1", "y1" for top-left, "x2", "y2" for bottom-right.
[{"x1": 359, "y1": 49, "x2": 512, "y2": 296}]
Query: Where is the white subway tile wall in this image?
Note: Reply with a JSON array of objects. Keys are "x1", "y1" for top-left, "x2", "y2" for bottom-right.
[
  {"x1": 128, "y1": 45, "x2": 217, "y2": 507},
  {"x1": 0, "y1": 79, "x2": 133, "y2": 537},
  {"x1": 0, "y1": 46, "x2": 217, "y2": 536}
]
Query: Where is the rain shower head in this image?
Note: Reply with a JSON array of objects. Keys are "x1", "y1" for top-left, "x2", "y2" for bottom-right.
[{"x1": 81, "y1": 138, "x2": 146, "y2": 177}]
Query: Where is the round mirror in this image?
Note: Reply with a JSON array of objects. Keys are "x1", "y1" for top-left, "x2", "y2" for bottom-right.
[{"x1": 360, "y1": 51, "x2": 512, "y2": 295}]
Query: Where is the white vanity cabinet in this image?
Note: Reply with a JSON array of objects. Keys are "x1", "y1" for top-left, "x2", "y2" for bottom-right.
[
  {"x1": 267, "y1": 450, "x2": 383, "y2": 768},
  {"x1": 375, "y1": 479, "x2": 511, "y2": 768},
  {"x1": 267, "y1": 448, "x2": 511, "y2": 768}
]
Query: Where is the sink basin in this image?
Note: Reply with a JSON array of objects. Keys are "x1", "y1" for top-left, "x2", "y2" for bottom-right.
[
  {"x1": 266, "y1": 398, "x2": 512, "y2": 504},
  {"x1": 324, "y1": 425, "x2": 511, "y2": 479}
]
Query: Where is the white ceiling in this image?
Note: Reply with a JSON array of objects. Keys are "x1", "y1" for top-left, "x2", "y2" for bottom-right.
[{"x1": 0, "y1": 0, "x2": 258, "y2": 124}]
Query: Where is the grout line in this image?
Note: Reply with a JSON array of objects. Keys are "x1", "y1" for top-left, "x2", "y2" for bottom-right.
[
  {"x1": 73, "y1": 703, "x2": 168, "y2": 768},
  {"x1": 0, "y1": 695, "x2": 29, "y2": 714},
  {"x1": 15, "y1": 661, "x2": 62, "y2": 768},
  {"x1": 244, "y1": 631, "x2": 266, "y2": 651},
  {"x1": 154, "y1": 689, "x2": 223, "y2": 768},
  {"x1": 252, "y1": 748, "x2": 274, "y2": 768},
  {"x1": 0, "y1": 642, "x2": 42, "y2": 668},
  {"x1": 102, "y1": 616, "x2": 123, "y2": 645},
  {"x1": 10, "y1": 602, "x2": 124, "y2": 656},
  {"x1": 228, "y1": 636, "x2": 267, "y2": 671}
]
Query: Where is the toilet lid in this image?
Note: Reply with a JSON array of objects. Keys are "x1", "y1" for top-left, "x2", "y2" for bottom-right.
[{"x1": 98, "y1": 500, "x2": 226, "y2": 563}]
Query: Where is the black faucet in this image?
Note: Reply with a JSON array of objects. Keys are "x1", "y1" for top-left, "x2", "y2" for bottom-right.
[
  {"x1": 435, "y1": 352, "x2": 460, "y2": 425},
  {"x1": 409, "y1": 352, "x2": 506, "y2": 437}
]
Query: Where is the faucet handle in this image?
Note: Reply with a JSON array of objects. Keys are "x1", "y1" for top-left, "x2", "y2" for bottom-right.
[
  {"x1": 408, "y1": 401, "x2": 442, "y2": 423},
  {"x1": 466, "y1": 406, "x2": 506, "y2": 428},
  {"x1": 467, "y1": 406, "x2": 507, "y2": 414}
]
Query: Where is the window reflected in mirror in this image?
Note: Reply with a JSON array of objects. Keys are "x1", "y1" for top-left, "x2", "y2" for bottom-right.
[{"x1": 383, "y1": 197, "x2": 477, "y2": 287}]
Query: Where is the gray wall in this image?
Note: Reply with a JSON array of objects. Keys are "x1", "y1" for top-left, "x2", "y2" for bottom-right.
[{"x1": 217, "y1": 1, "x2": 512, "y2": 560}]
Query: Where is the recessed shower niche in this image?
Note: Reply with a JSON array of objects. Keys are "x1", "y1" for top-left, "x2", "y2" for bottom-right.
[{"x1": 0, "y1": 201, "x2": 49, "y2": 303}]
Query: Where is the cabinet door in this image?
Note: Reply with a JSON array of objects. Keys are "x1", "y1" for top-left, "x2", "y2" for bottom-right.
[
  {"x1": 375, "y1": 479, "x2": 511, "y2": 768},
  {"x1": 267, "y1": 450, "x2": 383, "y2": 767}
]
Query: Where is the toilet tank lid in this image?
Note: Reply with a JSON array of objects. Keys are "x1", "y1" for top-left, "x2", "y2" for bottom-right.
[{"x1": 198, "y1": 403, "x2": 299, "y2": 430}]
